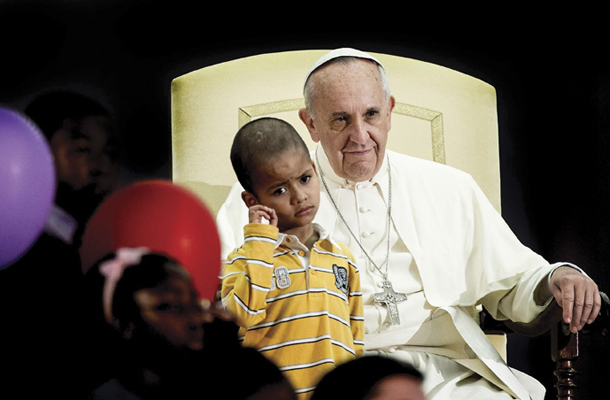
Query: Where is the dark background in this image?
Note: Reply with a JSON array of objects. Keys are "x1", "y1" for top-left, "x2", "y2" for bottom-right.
[{"x1": 1, "y1": 1, "x2": 608, "y2": 398}]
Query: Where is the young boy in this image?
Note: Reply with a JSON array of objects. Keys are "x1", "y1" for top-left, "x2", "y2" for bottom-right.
[{"x1": 221, "y1": 117, "x2": 363, "y2": 400}]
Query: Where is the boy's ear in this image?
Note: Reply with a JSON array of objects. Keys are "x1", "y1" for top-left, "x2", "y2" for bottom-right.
[{"x1": 241, "y1": 191, "x2": 259, "y2": 208}]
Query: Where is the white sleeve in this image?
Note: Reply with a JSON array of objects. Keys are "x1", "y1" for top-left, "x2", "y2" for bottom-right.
[{"x1": 542, "y1": 262, "x2": 588, "y2": 297}]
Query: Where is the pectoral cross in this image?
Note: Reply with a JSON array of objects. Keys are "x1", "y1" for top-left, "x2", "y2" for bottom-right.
[{"x1": 374, "y1": 280, "x2": 407, "y2": 326}]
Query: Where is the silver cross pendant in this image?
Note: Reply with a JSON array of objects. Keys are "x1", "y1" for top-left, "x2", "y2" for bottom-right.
[{"x1": 373, "y1": 280, "x2": 407, "y2": 326}]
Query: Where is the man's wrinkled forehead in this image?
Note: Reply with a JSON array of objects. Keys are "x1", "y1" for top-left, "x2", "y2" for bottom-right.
[{"x1": 304, "y1": 48, "x2": 383, "y2": 86}]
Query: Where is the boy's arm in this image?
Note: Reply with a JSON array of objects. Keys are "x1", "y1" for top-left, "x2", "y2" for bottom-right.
[
  {"x1": 346, "y1": 250, "x2": 364, "y2": 357},
  {"x1": 221, "y1": 223, "x2": 279, "y2": 328}
]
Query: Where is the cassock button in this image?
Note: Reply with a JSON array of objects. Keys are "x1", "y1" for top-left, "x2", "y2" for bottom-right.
[
  {"x1": 361, "y1": 231, "x2": 372, "y2": 238},
  {"x1": 359, "y1": 206, "x2": 370, "y2": 213},
  {"x1": 298, "y1": 250, "x2": 305, "y2": 257}
]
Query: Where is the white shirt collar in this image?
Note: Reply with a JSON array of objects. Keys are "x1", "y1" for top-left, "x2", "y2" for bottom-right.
[
  {"x1": 44, "y1": 204, "x2": 78, "y2": 244},
  {"x1": 276, "y1": 222, "x2": 334, "y2": 249}
]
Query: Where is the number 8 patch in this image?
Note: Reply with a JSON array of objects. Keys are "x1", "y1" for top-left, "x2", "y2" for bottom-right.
[{"x1": 274, "y1": 266, "x2": 291, "y2": 289}]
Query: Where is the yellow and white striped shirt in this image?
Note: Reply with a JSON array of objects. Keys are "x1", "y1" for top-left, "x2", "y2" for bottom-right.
[{"x1": 221, "y1": 223, "x2": 363, "y2": 399}]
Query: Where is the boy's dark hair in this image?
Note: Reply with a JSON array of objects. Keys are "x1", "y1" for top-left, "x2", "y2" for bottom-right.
[
  {"x1": 311, "y1": 355, "x2": 423, "y2": 400},
  {"x1": 230, "y1": 117, "x2": 309, "y2": 194},
  {"x1": 111, "y1": 253, "x2": 189, "y2": 330},
  {"x1": 24, "y1": 90, "x2": 110, "y2": 141}
]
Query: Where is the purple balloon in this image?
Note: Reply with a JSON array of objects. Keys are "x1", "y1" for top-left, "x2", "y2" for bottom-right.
[{"x1": 0, "y1": 107, "x2": 56, "y2": 268}]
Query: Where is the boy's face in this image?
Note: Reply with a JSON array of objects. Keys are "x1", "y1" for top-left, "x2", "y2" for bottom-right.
[
  {"x1": 249, "y1": 148, "x2": 320, "y2": 233},
  {"x1": 133, "y1": 274, "x2": 205, "y2": 351},
  {"x1": 50, "y1": 115, "x2": 119, "y2": 196}
]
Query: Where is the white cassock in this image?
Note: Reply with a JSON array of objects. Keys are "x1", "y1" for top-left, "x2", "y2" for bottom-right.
[{"x1": 217, "y1": 147, "x2": 569, "y2": 400}]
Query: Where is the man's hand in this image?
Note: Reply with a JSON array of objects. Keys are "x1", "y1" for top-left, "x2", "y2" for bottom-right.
[
  {"x1": 248, "y1": 204, "x2": 278, "y2": 227},
  {"x1": 550, "y1": 266, "x2": 601, "y2": 333}
]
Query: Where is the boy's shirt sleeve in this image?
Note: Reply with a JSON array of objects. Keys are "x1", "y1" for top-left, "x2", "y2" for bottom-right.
[{"x1": 221, "y1": 223, "x2": 278, "y2": 328}]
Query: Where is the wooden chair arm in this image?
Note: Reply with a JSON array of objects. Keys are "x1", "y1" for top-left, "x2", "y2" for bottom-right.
[{"x1": 482, "y1": 291, "x2": 609, "y2": 400}]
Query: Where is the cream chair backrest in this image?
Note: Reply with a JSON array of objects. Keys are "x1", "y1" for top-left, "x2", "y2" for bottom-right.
[
  {"x1": 170, "y1": 49, "x2": 506, "y2": 361},
  {"x1": 170, "y1": 49, "x2": 500, "y2": 217}
]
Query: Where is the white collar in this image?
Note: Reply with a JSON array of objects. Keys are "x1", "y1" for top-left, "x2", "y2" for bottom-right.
[
  {"x1": 44, "y1": 204, "x2": 78, "y2": 244},
  {"x1": 276, "y1": 222, "x2": 336, "y2": 249}
]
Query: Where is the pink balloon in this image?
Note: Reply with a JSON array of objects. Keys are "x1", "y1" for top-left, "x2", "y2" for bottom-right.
[{"x1": 0, "y1": 108, "x2": 56, "y2": 268}]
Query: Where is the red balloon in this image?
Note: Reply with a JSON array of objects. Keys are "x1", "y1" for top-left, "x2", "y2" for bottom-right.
[{"x1": 81, "y1": 180, "x2": 221, "y2": 301}]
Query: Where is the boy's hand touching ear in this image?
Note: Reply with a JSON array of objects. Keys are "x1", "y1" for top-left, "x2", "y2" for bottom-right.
[{"x1": 248, "y1": 205, "x2": 278, "y2": 227}]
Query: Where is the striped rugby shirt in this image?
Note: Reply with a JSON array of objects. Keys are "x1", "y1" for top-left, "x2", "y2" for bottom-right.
[{"x1": 221, "y1": 223, "x2": 364, "y2": 399}]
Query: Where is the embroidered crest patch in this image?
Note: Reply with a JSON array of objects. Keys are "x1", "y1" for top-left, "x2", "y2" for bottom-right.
[
  {"x1": 274, "y1": 266, "x2": 291, "y2": 289},
  {"x1": 333, "y1": 264, "x2": 348, "y2": 294}
]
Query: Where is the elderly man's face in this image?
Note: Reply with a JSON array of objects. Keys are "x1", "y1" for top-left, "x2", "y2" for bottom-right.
[{"x1": 299, "y1": 59, "x2": 395, "y2": 182}]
